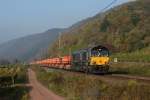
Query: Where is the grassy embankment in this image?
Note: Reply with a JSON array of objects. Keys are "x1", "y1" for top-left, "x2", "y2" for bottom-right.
[
  {"x1": 111, "y1": 47, "x2": 150, "y2": 62},
  {"x1": 110, "y1": 47, "x2": 150, "y2": 76},
  {"x1": 110, "y1": 62, "x2": 150, "y2": 77},
  {"x1": 33, "y1": 66, "x2": 150, "y2": 100},
  {"x1": 0, "y1": 64, "x2": 29, "y2": 100}
]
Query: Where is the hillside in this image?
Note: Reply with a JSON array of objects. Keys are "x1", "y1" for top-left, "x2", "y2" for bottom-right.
[
  {"x1": 0, "y1": 28, "x2": 65, "y2": 62},
  {"x1": 47, "y1": 0, "x2": 150, "y2": 57}
]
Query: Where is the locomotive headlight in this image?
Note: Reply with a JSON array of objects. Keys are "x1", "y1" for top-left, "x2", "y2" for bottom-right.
[{"x1": 105, "y1": 61, "x2": 108, "y2": 65}]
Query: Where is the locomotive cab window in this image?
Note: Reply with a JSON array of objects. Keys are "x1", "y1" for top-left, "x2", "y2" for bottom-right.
[
  {"x1": 91, "y1": 46, "x2": 109, "y2": 57},
  {"x1": 99, "y1": 49, "x2": 109, "y2": 57}
]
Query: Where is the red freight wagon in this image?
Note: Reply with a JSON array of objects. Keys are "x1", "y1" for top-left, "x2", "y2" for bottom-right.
[
  {"x1": 62, "y1": 56, "x2": 71, "y2": 64},
  {"x1": 45, "y1": 59, "x2": 50, "y2": 65},
  {"x1": 62, "y1": 56, "x2": 72, "y2": 69},
  {"x1": 50, "y1": 58, "x2": 54, "y2": 64},
  {"x1": 56, "y1": 58, "x2": 61, "y2": 64},
  {"x1": 52, "y1": 58, "x2": 57, "y2": 64},
  {"x1": 36, "y1": 61, "x2": 40, "y2": 64},
  {"x1": 38, "y1": 61, "x2": 42, "y2": 64},
  {"x1": 41, "y1": 60, "x2": 46, "y2": 64},
  {"x1": 42, "y1": 59, "x2": 46, "y2": 64},
  {"x1": 47, "y1": 59, "x2": 52, "y2": 64},
  {"x1": 51, "y1": 58, "x2": 60, "y2": 64},
  {"x1": 51, "y1": 58, "x2": 57, "y2": 67},
  {"x1": 51, "y1": 58, "x2": 58, "y2": 67}
]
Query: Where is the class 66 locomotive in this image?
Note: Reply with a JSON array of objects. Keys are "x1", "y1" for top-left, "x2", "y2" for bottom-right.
[
  {"x1": 72, "y1": 45, "x2": 110, "y2": 73},
  {"x1": 31, "y1": 45, "x2": 110, "y2": 73}
]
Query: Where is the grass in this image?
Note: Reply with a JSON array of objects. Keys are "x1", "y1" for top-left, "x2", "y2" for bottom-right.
[
  {"x1": 110, "y1": 47, "x2": 150, "y2": 77},
  {"x1": 110, "y1": 62, "x2": 150, "y2": 77},
  {"x1": 0, "y1": 86, "x2": 29, "y2": 100},
  {"x1": 33, "y1": 66, "x2": 150, "y2": 100},
  {"x1": 112, "y1": 47, "x2": 150, "y2": 62},
  {"x1": 0, "y1": 64, "x2": 29, "y2": 100}
]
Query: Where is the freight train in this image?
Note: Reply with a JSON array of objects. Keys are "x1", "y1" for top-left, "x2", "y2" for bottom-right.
[{"x1": 31, "y1": 45, "x2": 110, "y2": 73}]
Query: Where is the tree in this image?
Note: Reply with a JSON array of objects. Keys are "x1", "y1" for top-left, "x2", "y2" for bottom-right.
[
  {"x1": 131, "y1": 14, "x2": 140, "y2": 26},
  {"x1": 100, "y1": 17, "x2": 110, "y2": 32}
]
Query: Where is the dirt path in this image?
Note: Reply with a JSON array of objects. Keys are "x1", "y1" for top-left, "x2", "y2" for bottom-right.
[{"x1": 28, "y1": 69, "x2": 64, "y2": 100}]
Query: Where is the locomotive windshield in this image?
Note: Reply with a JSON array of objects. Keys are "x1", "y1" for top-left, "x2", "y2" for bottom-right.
[
  {"x1": 91, "y1": 46, "x2": 109, "y2": 57},
  {"x1": 91, "y1": 49, "x2": 109, "y2": 57},
  {"x1": 99, "y1": 49, "x2": 109, "y2": 56}
]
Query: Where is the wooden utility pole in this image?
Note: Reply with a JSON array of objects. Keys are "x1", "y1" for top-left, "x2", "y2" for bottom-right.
[
  {"x1": 69, "y1": 48, "x2": 72, "y2": 56},
  {"x1": 58, "y1": 32, "x2": 61, "y2": 57}
]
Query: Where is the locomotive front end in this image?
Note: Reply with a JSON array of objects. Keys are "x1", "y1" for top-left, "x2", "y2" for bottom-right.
[{"x1": 90, "y1": 45, "x2": 110, "y2": 72}]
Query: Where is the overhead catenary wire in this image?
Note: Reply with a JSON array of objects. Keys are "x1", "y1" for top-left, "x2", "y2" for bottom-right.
[
  {"x1": 57, "y1": 0, "x2": 118, "y2": 57},
  {"x1": 100, "y1": 0, "x2": 118, "y2": 12},
  {"x1": 58, "y1": 32, "x2": 62, "y2": 57}
]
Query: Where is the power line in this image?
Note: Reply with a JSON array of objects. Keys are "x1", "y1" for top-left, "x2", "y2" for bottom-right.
[
  {"x1": 57, "y1": 0, "x2": 118, "y2": 57},
  {"x1": 100, "y1": 0, "x2": 118, "y2": 12},
  {"x1": 58, "y1": 32, "x2": 62, "y2": 57}
]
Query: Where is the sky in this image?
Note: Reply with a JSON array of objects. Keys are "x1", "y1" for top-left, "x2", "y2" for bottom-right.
[{"x1": 0, "y1": 0, "x2": 131, "y2": 44}]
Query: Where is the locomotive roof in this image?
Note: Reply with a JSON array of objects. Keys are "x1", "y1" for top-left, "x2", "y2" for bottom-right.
[
  {"x1": 72, "y1": 45, "x2": 108, "y2": 54},
  {"x1": 91, "y1": 45, "x2": 108, "y2": 50}
]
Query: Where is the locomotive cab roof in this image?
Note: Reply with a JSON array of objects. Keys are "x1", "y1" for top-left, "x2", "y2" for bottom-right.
[
  {"x1": 72, "y1": 45, "x2": 108, "y2": 54},
  {"x1": 91, "y1": 45, "x2": 108, "y2": 51}
]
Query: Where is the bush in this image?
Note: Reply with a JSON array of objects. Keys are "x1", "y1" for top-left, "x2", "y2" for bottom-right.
[
  {"x1": 0, "y1": 65, "x2": 29, "y2": 100},
  {"x1": 34, "y1": 66, "x2": 150, "y2": 100}
]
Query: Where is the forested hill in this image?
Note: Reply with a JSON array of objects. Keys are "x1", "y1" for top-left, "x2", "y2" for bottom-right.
[{"x1": 47, "y1": 0, "x2": 150, "y2": 57}]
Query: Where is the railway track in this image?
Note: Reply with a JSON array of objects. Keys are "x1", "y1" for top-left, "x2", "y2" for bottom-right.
[
  {"x1": 110, "y1": 74, "x2": 150, "y2": 83},
  {"x1": 43, "y1": 67, "x2": 150, "y2": 84}
]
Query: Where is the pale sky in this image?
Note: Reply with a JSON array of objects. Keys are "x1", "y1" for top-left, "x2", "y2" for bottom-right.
[{"x1": 0, "y1": 0, "x2": 130, "y2": 44}]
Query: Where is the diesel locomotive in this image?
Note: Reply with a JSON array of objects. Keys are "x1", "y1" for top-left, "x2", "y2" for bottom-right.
[{"x1": 31, "y1": 45, "x2": 110, "y2": 73}]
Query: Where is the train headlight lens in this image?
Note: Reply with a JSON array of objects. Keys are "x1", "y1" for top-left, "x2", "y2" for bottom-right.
[{"x1": 99, "y1": 61, "x2": 102, "y2": 63}]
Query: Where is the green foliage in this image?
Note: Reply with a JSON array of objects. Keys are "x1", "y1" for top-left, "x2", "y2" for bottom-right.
[
  {"x1": 110, "y1": 62, "x2": 150, "y2": 76},
  {"x1": 34, "y1": 66, "x2": 150, "y2": 100},
  {"x1": 46, "y1": 0, "x2": 150, "y2": 58},
  {"x1": 112, "y1": 47, "x2": 150, "y2": 62},
  {"x1": 131, "y1": 14, "x2": 140, "y2": 26},
  {"x1": 100, "y1": 17, "x2": 110, "y2": 32},
  {"x1": 0, "y1": 86, "x2": 29, "y2": 100},
  {"x1": 0, "y1": 65, "x2": 29, "y2": 100}
]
